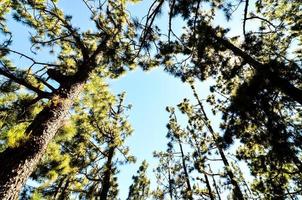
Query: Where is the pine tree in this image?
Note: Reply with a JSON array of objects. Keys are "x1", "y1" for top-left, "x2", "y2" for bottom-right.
[
  {"x1": 138, "y1": 0, "x2": 301, "y2": 198},
  {"x1": 154, "y1": 96, "x2": 247, "y2": 199},
  {"x1": 0, "y1": 0, "x2": 138, "y2": 198},
  {"x1": 127, "y1": 160, "x2": 151, "y2": 200},
  {"x1": 21, "y1": 76, "x2": 135, "y2": 200},
  {"x1": 1, "y1": 0, "x2": 301, "y2": 199}
]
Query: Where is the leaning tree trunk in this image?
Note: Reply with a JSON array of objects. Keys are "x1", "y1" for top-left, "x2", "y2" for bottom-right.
[
  {"x1": 191, "y1": 84, "x2": 245, "y2": 200},
  {"x1": 210, "y1": 27, "x2": 302, "y2": 105},
  {"x1": 0, "y1": 72, "x2": 89, "y2": 199}
]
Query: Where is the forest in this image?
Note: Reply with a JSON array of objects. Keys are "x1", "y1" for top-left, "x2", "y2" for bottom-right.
[{"x1": 0, "y1": 0, "x2": 301, "y2": 199}]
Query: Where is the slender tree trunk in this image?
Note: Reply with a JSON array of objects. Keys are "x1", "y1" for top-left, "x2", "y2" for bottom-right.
[
  {"x1": 209, "y1": 165, "x2": 221, "y2": 200},
  {"x1": 216, "y1": 147, "x2": 244, "y2": 200},
  {"x1": 57, "y1": 177, "x2": 70, "y2": 200},
  {"x1": 204, "y1": 173, "x2": 215, "y2": 200},
  {"x1": 177, "y1": 139, "x2": 193, "y2": 200},
  {"x1": 0, "y1": 70, "x2": 89, "y2": 199},
  {"x1": 191, "y1": 84, "x2": 245, "y2": 200},
  {"x1": 99, "y1": 146, "x2": 115, "y2": 200},
  {"x1": 53, "y1": 176, "x2": 67, "y2": 199},
  {"x1": 168, "y1": 164, "x2": 174, "y2": 200},
  {"x1": 191, "y1": 135, "x2": 214, "y2": 200}
]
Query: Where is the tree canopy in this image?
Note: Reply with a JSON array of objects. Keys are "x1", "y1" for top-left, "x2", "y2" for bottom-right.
[{"x1": 0, "y1": 0, "x2": 301, "y2": 199}]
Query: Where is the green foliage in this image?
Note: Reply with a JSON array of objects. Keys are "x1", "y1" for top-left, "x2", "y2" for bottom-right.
[
  {"x1": 5, "y1": 123, "x2": 29, "y2": 148},
  {"x1": 25, "y1": 74, "x2": 135, "y2": 199},
  {"x1": 146, "y1": 0, "x2": 302, "y2": 198},
  {"x1": 0, "y1": 0, "x2": 139, "y2": 197},
  {"x1": 0, "y1": 92, "x2": 44, "y2": 151},
  {"x1": 0, "y1": 0, "x2": 301, "y2": 199},
  {"x1": 127, "y1": 160, "x2": 150, "y2": 200},
  {"x1": 154, "y1": 96, "x2": 249, "y2": 199}
]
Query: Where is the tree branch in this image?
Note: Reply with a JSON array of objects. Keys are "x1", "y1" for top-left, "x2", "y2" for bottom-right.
[
  {"x1": 0, "y1": 65, "x2": 51, "y2": 99},
  {"x1": 246, "y1": 16, "x2": 277, "y2": 29},
  {"x1": 208, "y1": 27, "x2": 302, "y2": 104},
  {"x1": 39, "y1": 8, "x2": 89, "y2": 60},
  {"x1": 243, "y1": 0, "x2": 249, "y2": 38},
  {"x1": 0, "y1": 48, "x2": 60, "y2": 68}
]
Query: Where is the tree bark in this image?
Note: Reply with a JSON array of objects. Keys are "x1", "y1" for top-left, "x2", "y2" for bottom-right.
[
  {"x1": 99, "y1": 146, "x2": 115, "y2": 200},
  {"x1": 0, "y1": 72, "x2": 88, "y2": 199},
  {"x1": 177, "y1": 140, "x2": 193, "y2": 200},
  {"x1": 210, "y1": 28, "x2": 302, "y2": 105}
]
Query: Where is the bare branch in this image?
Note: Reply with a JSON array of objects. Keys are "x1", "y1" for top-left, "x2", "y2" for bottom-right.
[
  {"x1": 246, "y1": 15, "x2": 277, "y2": 29},
  {"x1": 0, "y1": 48, "x2": 60, "y2": 68},
  {"x1": 243, "y1": 0, "x2": 249, "y2": 38}
]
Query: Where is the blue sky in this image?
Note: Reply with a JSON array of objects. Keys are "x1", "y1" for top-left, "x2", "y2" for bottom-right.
[
  {"x1": 5, "y1": 0, "x2": 249, "y2": 198},
  {"x1": 52, "y1": 1, "x2": 216, "y2": 197},
  {"x1": 108, "y1": 67, "x2": 214, "y2": 198}
]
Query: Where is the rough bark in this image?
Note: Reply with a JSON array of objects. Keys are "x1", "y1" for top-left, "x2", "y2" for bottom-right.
[{"x1": 0, "y1": 71, "x2": 89, "y2": 199}]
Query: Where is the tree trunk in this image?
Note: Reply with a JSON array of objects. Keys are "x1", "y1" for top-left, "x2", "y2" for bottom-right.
[
  {"x1": 269, "y1": 72, "x2": 302, "y2": 105},
  {"x1": 177, "y1": 139, "x2": 193, "y2": 200},
  {"x1": 210, "y1": 27, "x2": 302, "y2": 105},
  {"x1": 0, "y1": 75, "x2": 87, "y2": 199},
  {"x1": 53, "y1": 176, "x2": 67, "y2": 199},
  {"x1": 209, "y1": 165, "x2": 222, "y2": 200},
  {"x1": 57, "y1": 177, "x2": 71, "y2": 200},
  {"x1": 168, "y1": 164, "x2": 174, "y2": 200},
  {"x1": 191, "y1": 84, "x2": 245, "y2": 200},
  {"x1": 204, "y1": 173, "x2": 215, "y2": 200},
  {"x1": 99, "y1": 146, "x2": 115, "y2": 200}
]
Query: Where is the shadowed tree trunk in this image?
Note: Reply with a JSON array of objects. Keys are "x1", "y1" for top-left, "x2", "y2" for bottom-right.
[
  {"x1": 99, "y1": 146, "x2": 115, "y2": 200},
  {"x1": 53, "y1": 176, "x2": 67, "y2": 200},
  {"x1": 204, "y1": 173, "x2": 215, "y2": 200},
  {"x1": 209, "y1": 28, "x2": 302, "y2": 105},
  {"x1": 177, "y1": 139, "x2": 193, "y2": 200},
  {"x1": 57, "y1": 177, "x2": 71, "y2": 200}
]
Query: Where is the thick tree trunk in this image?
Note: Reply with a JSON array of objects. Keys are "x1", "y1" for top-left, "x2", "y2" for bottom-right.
[{"x1": 0, "y1": 77, "x2": 87, "y2": 199}]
